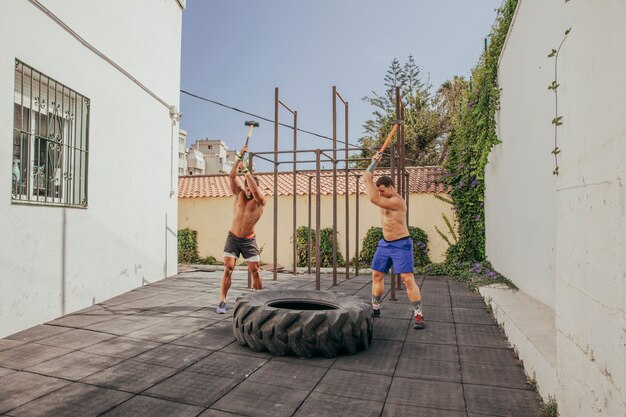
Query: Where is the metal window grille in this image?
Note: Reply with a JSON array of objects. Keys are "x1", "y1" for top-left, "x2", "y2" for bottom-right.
[{"x1": 12, "y1": 60, "x2": 90, "y2": 208}]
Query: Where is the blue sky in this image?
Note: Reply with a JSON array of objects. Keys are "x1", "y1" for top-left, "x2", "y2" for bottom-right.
[{"x1": 180, "y1": 0, "x2": 503, "y2": 171}]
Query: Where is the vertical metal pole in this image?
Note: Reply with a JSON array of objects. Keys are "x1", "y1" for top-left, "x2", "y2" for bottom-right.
[
  {"x1": 308, "y1": 175, "x2": 312, "y2": 274},
  {"x1": 344, "y1": 101, "x2": 350, "y2": 280},
  {"x1": 315, "y1": 150, "x2": 321, "y2": 290},
  {"x1": 273, "y1": 87, "x2": 279, "y2": 281},
  {"x1": 331, "y1": 86, "x2": 337, "y2": 287},
  {"x1": 405, "y1": 172, "x2": 410, "y2": 224},
  {"x1": 389, "y1": 144, "x2": 397, "y2": 301},
  {"x1": 396, "y1": 95, "x2": 409, "y2": 290},
  {"x1": 248, "y1": 153, "x2": 254, "y2": 289},
  {"x1": 292, "y1": 111, "x2": 298, "y2": 276},
  {"x1": 395, "y1": 87, "x2": 402, "y2": 199},
  {"x1": 395, "y1": 88, "x2": 403, "y2": 292},
  {"x1": 355, "y1": 174, "x2": 360, "y2": 277}
]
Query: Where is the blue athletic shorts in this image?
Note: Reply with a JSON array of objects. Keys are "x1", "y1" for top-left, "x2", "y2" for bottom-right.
[{"x1": 371, "y1": 236, "x2": 414, "y2": 274}]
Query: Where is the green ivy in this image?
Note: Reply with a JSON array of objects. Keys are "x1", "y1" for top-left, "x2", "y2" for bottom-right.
[
  {"x1": 358, "y1": 226, "x2": 430, "y2": 268},
  {"x1": 178, "y1": 228, "x2": 199, "y2": 263},
  {"x1": 295, "y1": 226, "x2": 346, "y2": 268},
  {"x1": 444, "y1": 0, "x2": 518, "y2": 262}
]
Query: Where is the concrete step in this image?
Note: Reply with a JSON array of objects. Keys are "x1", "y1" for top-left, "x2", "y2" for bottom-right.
[{"x1": 479, "y1": 283, "x2": 557, "y2": 399}]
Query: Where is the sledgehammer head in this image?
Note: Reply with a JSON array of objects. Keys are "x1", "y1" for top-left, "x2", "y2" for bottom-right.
[{"x1": 244, "y1": 120, "x2": 260, "y2": 128}]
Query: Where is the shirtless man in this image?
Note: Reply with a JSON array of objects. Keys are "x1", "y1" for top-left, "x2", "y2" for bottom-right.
[
  {"x1": 216, "y1": 146, "x2": 266, "y2": 314},
  {"x1": 363, "y1": 154, "x2": 424, "y2": 329}
]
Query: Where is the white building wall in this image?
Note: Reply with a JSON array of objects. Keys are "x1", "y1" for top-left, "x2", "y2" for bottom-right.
[
  {"x1": 487, "y1": 0, "x2": 626, "y2": 415},
  {"x1": 555, "y1": 1, "x2": 625, "y2": 415},
  {"x1": 0, "y1": 0, "x2": 183, "y2": 337},
  {"x1": 485, "y1": 0, "x2": 560, "y2": 309}
]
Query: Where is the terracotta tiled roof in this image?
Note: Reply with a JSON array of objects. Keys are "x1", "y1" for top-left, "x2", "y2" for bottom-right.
[{"x1": 178, "y1": 167, "x2": 449, "y2": 198}]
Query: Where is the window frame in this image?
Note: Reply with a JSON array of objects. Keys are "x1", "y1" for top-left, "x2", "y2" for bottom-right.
[{"x1": 11, "y1": 60, "x2": 90, "y2": 208}]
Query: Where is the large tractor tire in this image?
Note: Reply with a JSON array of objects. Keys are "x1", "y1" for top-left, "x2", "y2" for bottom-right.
[{"x1": 232, "y1": 289, "x2": 373, "y2": 358}]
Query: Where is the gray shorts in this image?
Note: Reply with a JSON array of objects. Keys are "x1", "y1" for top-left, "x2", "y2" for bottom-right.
[{"x1": 223, "y1": 232, "x2": 261, "y2": 262}]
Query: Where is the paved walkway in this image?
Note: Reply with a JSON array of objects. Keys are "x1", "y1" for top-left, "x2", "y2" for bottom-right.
[{"x1": 0, "y1": 271, "x2": 543, "y2": 416}]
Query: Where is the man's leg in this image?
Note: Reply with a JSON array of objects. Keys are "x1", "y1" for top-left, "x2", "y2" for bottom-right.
[
  {"x1": 247, "y1": 261, "x2": 262, "y2": 290},
  {"x1": 370, "y1": 242, "x2": 391, "y2": 318},
  {"x1": 400, "y1": 272, "x2": 424, "y2": 329},
  {"x1": 371, "y1": 270, "x2": 385, "y2": 317},
  {"x1": 217, "y1": 256, "x2": 236, "y2": 313}
]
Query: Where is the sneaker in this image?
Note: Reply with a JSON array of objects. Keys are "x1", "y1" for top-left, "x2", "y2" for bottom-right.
[
  {"x1": 373, "y1": 308, "x2": 381, "y2": 318},
  {"x1": 216, "y1": 301, "x2": 227, "y2": 314},
  {"x1": 414, "y1": 312, "x2": 425, "y2": 329}
]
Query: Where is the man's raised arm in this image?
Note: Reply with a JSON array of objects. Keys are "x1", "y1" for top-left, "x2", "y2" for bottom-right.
[
  {"x1": 363, "y1": 154, "x2": 404, "y2": 210},
  {"x1": 229, "y1": 146, "x2": 247, "y2": 195},
  {"x1": 244, "y1": 173, "x2": 266, "y2": 206}
]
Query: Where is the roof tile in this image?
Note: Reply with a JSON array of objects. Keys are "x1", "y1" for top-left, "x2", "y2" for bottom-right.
[{"x1": 178, "y1": 167, "x2": 449, "y2": 198}]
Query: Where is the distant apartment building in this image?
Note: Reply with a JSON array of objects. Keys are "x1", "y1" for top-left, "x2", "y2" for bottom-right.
[
  {"x1": 193, "y1": 139, "x2": 231, "y2": 174},
  {"x1": 186, "y1": 149, "x2": 205, "y2": 175},
  {"x1": 178, "y1": 129, "x2": 188, "y2": 175},
  {"x1": 178, "y1": 137, "x2": 256, "y2": 176}
]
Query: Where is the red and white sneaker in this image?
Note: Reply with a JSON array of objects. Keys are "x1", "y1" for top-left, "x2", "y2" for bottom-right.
[{"x1": 414, "y1": 312, "x2": 425, "y2": 329}]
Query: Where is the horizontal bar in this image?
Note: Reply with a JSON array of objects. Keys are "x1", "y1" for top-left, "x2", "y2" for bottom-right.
[{"x1": 252, "y1": 146, "x2": 390, "y2": 156}]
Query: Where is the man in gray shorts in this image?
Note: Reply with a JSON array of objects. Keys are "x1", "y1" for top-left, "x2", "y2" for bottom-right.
[{"x1": 217, "y1": 145, "x2": 266, "y2": 314}]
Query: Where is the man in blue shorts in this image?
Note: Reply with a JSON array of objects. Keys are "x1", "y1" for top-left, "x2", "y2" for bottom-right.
[
  {"x1": 216, "y1": 145, "x2": 266, "y2": 314},
  {"x1": 363, "y1": 155, "x2": 424, "y2": 329}
]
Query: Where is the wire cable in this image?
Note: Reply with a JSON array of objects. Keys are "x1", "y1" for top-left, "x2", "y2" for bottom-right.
[{"x1": 180, "y1": 89, "x2": 362, "y2": 147}]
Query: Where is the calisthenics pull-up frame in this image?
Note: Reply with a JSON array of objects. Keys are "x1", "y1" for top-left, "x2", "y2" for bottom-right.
[{"x1": 246, "y1": 86, "x2": 410, "y2": 294}]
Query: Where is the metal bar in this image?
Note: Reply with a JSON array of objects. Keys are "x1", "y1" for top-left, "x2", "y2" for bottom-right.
[
  {"x1": 18, "y1": 61, "x2": 25, "y2": 201},
  {"x1": 79, "y1": 91, "x2": 85, "y2": 205},
  {"x1": 332, "y1": 86, "x2": 337, "y2": 286},
  {"x1": 28, "y1": 64, "x2": 34, "y2": 201},
  {"x1": 250, "y1": 153, "x2": 275, "y2": 164},
  {"x1": 248, "y1": 152, "x2": 254, "y2": 289},
  {"x1": 335, "y1": 90, "x2": 347, "y2": 105},
  {"x1": 71, "y1": 91, "x2": 78, "y2": 205},
  {"x1": 44, "y1": 78, "x2": 52, "y2": 202},
  {"x1": 396, "y1": 88, "x2": 404, "y2": 292},
  {"x1": 320, "y1": 150, "x2": 336, "y2": 162},
  {"x1": 252, "y1": 157, "x2": 390, "y2": 167},
  {"x1": 397, "y1": 97, "x2": 403, "y2": 200},
  {"x1": 77, "y1": 83, "x2": 83, "y2": 206},
  {"x1": 252, "y1": 147, "x2": 389, "y2": 156},
  {"x1": 389, "y1": 143, "x2": 397, "y2": 302},
  {"x1": 406, "y1": 172, "x2": 410, "y2": 224},
  {"x1": 278, "y1": 100, "x2": 295, "y2": 114},
  {"x1": 292, "y1": 111, "x2": 298, "y2": 276},
  {"x1": 273, "y1": 87, "x2": 278, "y2": 281},
  {"x1": 308, "y1": 175, "x2": 312, "y2": 274},
  {"x1": 315, "y1": 149, "x2": 321, "y2": 290},
  {"x1": 344, "y1": 100, "x2": 350, "y2": 280},
  {"x1": 355, "y1": 174, "x2": 360, "y2": 277},
  {"x1": 83, "y1": 94, "x2": 90, "y2": 206},
  {"x1": 61, "y1": 82, "x2": 68, "y2": 205}
]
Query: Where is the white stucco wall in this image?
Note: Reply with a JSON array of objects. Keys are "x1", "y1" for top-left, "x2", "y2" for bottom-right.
[
  {"x1": 554, "y1": 1, "x2": 625, "y2": 415},
  {"x1": 179, "y1": 192, "x2": 455, "y2": 267},
  {"x1": 488, "y1": 0, "x2": 626, "y2": 415},
  {"x1": 485, "y1": 0, "x2": 560, "y2": 309},
  {"x1": 0, "y1": 0, "x2": 183, "y2": 337}
]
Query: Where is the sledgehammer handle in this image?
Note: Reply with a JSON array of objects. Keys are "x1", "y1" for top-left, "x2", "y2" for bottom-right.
[{"x1": 367, "y1": 123, "x2": 399, "y2": 172}]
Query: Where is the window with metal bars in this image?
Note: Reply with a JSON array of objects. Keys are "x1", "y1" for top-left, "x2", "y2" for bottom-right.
[{"x1": 12, "y1": 60, "x2": 90, "y2": 207}]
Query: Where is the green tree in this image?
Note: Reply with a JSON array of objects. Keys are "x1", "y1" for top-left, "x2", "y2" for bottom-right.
[
  {"x1": 435, "y1": 76, "x2": 469, "y2": 163},
  {"x1": 357, "y1": 56, "x2": 443, "y2": 167}
]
